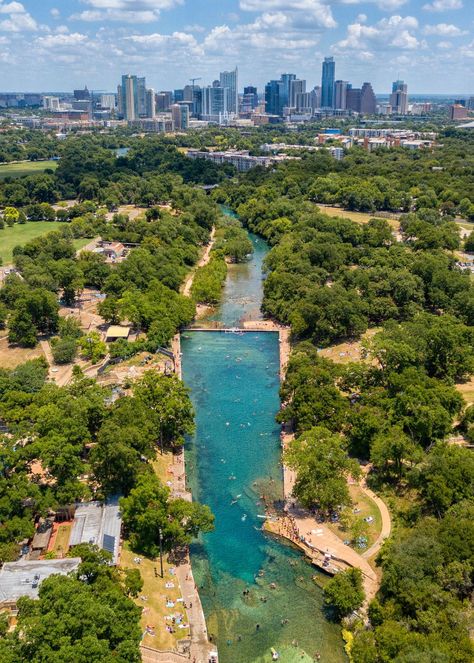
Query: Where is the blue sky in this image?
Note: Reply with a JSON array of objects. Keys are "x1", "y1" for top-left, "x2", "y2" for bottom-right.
[{"x1": 0, "y1": 1, "x2": 472, "y2": 93}]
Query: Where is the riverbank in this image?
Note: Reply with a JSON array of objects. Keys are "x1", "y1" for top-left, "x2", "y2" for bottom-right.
[
  {"x1": 170, "y1": 332, "x2": 216, "y2": 663},
  {"x1": 182, "y1": 227, "x2": 216, "y2": 299}
]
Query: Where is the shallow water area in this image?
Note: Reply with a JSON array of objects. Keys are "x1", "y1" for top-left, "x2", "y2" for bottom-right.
[{"x1": 181, "y1": 218, "x2": 346, "y2": 662}]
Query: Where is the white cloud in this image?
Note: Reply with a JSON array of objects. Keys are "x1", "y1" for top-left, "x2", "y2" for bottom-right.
[
  {"x1": 339, "y1": 0, "x2": 408, "y2": 10},
  {"x1": 0, "y1": 1, "x2": 37, "y2": 31},
  {"x1": 74, "y1": 0, "x2": 183, "y2": 22},
  {"x1": 423, "y1": 0, "x2": 463, "y2": 11},
  {"x1": 36, "y1": 32, "x2": 88, "y2": 49},
  {"x1": 333, "y1": 15, "x2": 426, "y2": 54},
  {"x1": 423, "y1": 23, "x2": 466, "y2": 36},
  {"x1": 50, "y1": 8, "x2": 60, "y2": 18},
  {"x1": 437, "y1": 40, "x2": 452, "y2": 48},
  {"x1": 239, "y1": 1, "x2": 337, "y2": 29}
]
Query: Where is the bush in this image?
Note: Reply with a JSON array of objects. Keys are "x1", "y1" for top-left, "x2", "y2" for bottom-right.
[
  {"x1": 51, "y1": 337, "x2": 77, "y2": 365},
  {"x1": 324, "y1": 568, "x2": 365, "y2": 620}
]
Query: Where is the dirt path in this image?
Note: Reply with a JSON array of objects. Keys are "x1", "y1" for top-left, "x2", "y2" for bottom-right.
[
  {"x1": 182, "y1": 227, "x2": 216, "y2": 298},
  {"x1": 360, "y1": 482, "x2": 392, "y2": 560}
]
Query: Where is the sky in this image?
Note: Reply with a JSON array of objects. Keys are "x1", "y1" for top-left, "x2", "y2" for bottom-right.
[{"x1": 0, "y1": 0, "x2": 472, "y2": 94}]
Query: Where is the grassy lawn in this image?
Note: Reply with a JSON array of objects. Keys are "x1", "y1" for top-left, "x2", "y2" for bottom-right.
[
  {"x1": 327, "y1": 484, "x2": 383, "y2": 551},
  {"x1": 317, "y1": 205, "x2": 400, "y2": 230},
  {"x1": 0, "y1": 221, "x2": 68, "y2": 264},
  {"x1": 0, "y1": 160, "x2": 58, "y2": 180},
  {"x1": 120, "y1": 543, "x2": 190, "y2": 651},
  {"x1": 318, "y1": 327, "x2": 380, "y2": 365},
  {"x1": 52, "y1": 523, "x2": 72, "y2": 556},
  {"x1": 0, "y1": 336, "x2": 45, "y2": 369},
  {"x1": 457, "y1": 377, "x2": 474, "y2": 407},
  {"x1": 72, "y1": 237, "x2": 92, "y2": 252}
]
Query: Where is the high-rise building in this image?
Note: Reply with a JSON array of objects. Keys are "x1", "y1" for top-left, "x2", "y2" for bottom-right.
[
  {"x1": 334, "y1": 80, "x2": 348, "y2": 110},
  {"x1": 265, "y1": 80, "x2": 281, "y2": 116},
  {"x1": 220, "y1": 67, "x2": 239, "y2": 114},
  {"x1": 390, "y1": 80, "x2": 408, "y2": 115},
  {"x1": 119, "y1": 75, "x2": 139, "y2": 120},
  {"x1": 74, "y1": 86, "x2": 90, "y2": 101},
  {"x1": 310, "y1": 86, "x2": 321, "y2": 111},
  {"x1": 171, "y1": 103, "x2": 190, "y2": 130},
  {"x1": 137, "y1": 77, "x2": 147, "y2": 116},
  {"x1": 450, "y1": 104, "x2": 469, "y2": 120},
  {"x1": 360, "y1": 82, "x2": 376, "y2": 115},
  {"x1": 243, "y1": 86, "x2": 258, "y2": 110},
  {"x1": 202, "y1": 85, "x2": 228, "y2": 118},
  {"x1": 156, "y1": 92, "x2": 172, "y2": 112},
  {"x1": 346, "y1": 86, "x2": 361, "y2": 113},
  {"x1": 289, "y1": 79, "x2": 306, "y2": 108},
  {"x1": 280, "y1": 73, "x2": 296, "y2": 110},
  {"x1": 321, "y1": 57, "x2": 335, "y2": 108},
  {"x1": 42, "y1": 96, "x2": 60, "y2": 111},
  {"x1": 174, "y1": 89, "x2": 184, "y2": 103},
  {"x1": 146, "y1": 88, "x2": 156, "y2": 118},
  {"x1": 100, "y1": 94, "x2": 116, "y2": 111}
]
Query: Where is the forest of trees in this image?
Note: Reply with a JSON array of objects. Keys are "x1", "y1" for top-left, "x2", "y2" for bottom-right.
[
  {"x1": 216, "y1": 128, "x2": 474, "y2": 662},
  {"x1": 0, "y1": 124, "x2": 473, "y2": 661}
]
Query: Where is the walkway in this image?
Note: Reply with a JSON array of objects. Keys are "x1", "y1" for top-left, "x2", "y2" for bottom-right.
[
  {"x1": 360, "y1": 480, "x2": 392, "y2": 560},
  {"x1": 182, "y1": 227, "x2": 216, "y2": 298}
]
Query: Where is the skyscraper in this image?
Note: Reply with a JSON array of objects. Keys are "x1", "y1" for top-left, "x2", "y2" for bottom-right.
[
  {"x1": 280, "y1": 73, "x2": 296, "y2": 110},
  {"x1": 220, "y1": 67, "x2": 238, "y2": 114},
  {"x1": 242, "y1": 86, "x2": 258, "y2": 112},
  {"x1": 360, "y1": 82, "x2": 376, "y2": 115},
  {"x1": 171, "y1": 103, "x2": 189, "y2": 130},
  {"x1": 390, "y1": 80, "x2": 408, "y2": 115},
  {"x1": 346, "y1": 86, "x2": 361, "y2": 113},
  {"x1": 289, "y1": 79, "x2": 306, "y2": 108},
  {"x1": 321, "y1": 57, "x2": 335, "y2": 108},
  {"x1": 202, "y1": 85, "x2": 228, "y2": 118},
  {"x1": 146, "y1": 88, "x2": 156, "y2": 118},
  {"x1": 334, "y1": 80, "x2": 348, "y2": 110},
  {"x1": 119, "y1": 75, "x2": 139, "y2": 120},
  {"x1": 265, "y1": 80, "x2": 281, "y2": 116}
]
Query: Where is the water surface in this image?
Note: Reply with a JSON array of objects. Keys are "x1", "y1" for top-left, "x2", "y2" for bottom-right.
[{"x1": 181, "y1": 220, "x2": 346, "y2": 663}]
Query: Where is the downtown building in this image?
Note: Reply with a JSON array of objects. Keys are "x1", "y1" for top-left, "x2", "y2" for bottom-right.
[{"x1": 117, "y1": 75, "x2": 156, "y2": 120}]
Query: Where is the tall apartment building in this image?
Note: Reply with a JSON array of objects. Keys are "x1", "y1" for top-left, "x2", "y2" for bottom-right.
[
  {"x1": 201, "y1": 85, "x2": 229, "y2": 119},
  {"x1": 360, "y1": 82, "x2": 376, "y2": 115},
  {"x1": 146, "y1": 88, "x2": 156, "y2": 119},
  {"x1": 171, "y1": 103, "x2": 189, "y2": 130},
  {"x1": 118, "y1": 75, "x2": 156, "y2": 120},
  {"x1": 289, "y1": 79, "x2": 306, "y2": 109},
  {"x1": 243, "y1": 86, "x2": 258, "y2": 110},
  {"x1": 220, "y1": 67, "x2": 239, "y2": 114},
  {"x1": 346, "y1": 86, "x2": 361, "y2": 113},
  {"x1": 334, "y1": 80, "x2": 348, "y2": 110},
  {"x1": 321, "y1": 57, "x2": 335, "y2": 108},
  {"x1": 390, "y1": 80, "x2": 408, "y2": 115}
]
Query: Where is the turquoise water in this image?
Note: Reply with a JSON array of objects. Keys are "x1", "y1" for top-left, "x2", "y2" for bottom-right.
[{"x1": 181, "y1": 223, "x2": 346, "y2": 663}]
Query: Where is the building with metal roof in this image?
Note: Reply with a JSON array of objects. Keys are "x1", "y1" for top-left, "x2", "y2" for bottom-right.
[
  {"x1": 0, "y1": 558, "x2": 81, "y2": 605},
  {"x1": 69, "y1": 500, "x2": 122, "y2": 564}
]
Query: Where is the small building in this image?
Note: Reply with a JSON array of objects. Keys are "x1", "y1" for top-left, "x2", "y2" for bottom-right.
[
  {"x1": 0, "y1": 558, "x2": 81, "y2": 607},
  {"x1": 30, "y1": 517, "x2": 54, "y2": 556},
  {"x1": 105, "y1": 325, "x2": 130, "y2": 343},
  {"x1": 69, "y1": 500, "x2": 122, "y2": 565},
  {"x1": 102, "y1": 242, "x2": 125, "y2": 260}
]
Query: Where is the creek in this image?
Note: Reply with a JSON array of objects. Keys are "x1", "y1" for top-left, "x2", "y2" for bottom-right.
[{"x1": 181, "y1": 216, "x2": 346, "y2": 663}]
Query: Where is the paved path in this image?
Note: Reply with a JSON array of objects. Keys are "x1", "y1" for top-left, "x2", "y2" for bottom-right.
[
  {"x1": 360, "y1": 480, "x2": 392, "y2": 560},
  {"x1": 182, "y1": 227, "x2": 216, "y2": 298}
]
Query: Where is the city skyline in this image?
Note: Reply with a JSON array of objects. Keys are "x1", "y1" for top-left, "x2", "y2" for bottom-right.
[{"x1": 0, "y1": 1, "x2": 471, "y2": 94}]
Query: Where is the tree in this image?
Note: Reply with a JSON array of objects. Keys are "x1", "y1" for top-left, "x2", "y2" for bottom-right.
[
  {"x1": 465, "y1": 231, "x2": 474, "y2": 252},
  {"x1": 120, "y1": 473, "x2": 214, "y2": 556},
  {"x1": 3, "y1": 207, "x2": 19, "y2": 226},
  {"x1": 284, "y1": 427, "x2": 360, "y2": 513},
  {"x1": 134, "y1": 371, "x2": 194, "y2": 449},
  {"x1": 124, "y1": 569, "x2": 143, "y2": 598},
  {"x1": 371, "y1": 427, "x2": 422, "y2": 480},
  {"x1": 415, "y1": 443, "x2": 474, "y2": 516},
  {"x1": 78, "y1": 331, "x2": 107, "y2": 364},
  {"x1": 51, "y1": 337, "x2": 77, "y2": 364},
  {"x1": 324, "y1": 568, "x2": 365, "y2": 620},
  {"x1": 8, "y1": 306, "x2": 37, "y2": 347}
]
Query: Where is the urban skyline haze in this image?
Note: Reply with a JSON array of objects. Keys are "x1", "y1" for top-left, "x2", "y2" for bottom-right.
[{"x1": 0, "y1": 1, "x2": 472, "y2": 93}]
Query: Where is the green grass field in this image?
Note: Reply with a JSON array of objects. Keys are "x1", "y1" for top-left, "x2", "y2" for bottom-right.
[
  {"x1": 0, "y1": 160, "x2": 58, "y2": 180},
  {"x1": 0, "y1": 221, "x2": 68, "y2": 264}
]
